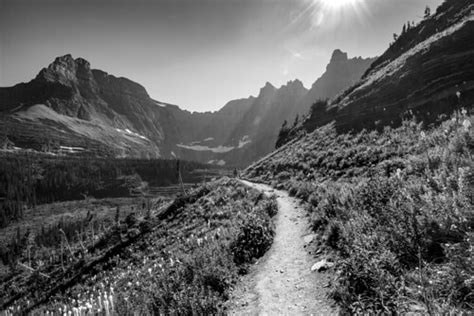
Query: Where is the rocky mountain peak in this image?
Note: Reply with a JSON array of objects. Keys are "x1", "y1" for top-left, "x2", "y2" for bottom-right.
[
  {"x1": 286, "y1": 79, "x2": 304, "y2": 89},
  {"x1": 75, "y1": 57, "x2": 91, "y2": 70},
  {"x1": 35, "y1": 54, "x2": 93, "y2": 85},
  {"x1": 259, "y1": 81, "x2": 277, "y2": 97},
  {"x1": 264, "y1": 81, "x2": 275, "y2": 89},
  {"x1": 52, "y1": 54, "x2": 75, "y2": 67},
  {"x1": 330, "y1": 49, "x2": 348, "y2": 64},
  {"x1": 280, "y1": 79, "x2": 308, "y2": 95}
]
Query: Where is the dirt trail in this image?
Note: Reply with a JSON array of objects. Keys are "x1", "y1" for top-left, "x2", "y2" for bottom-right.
[{"x1": 228, "y1": 180, "x2": 337, "y2": 315}]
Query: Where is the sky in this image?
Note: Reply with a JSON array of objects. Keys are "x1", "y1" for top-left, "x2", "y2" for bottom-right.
[{"x1": 0, "y1": 0, "x2": 444, "y2": 112}]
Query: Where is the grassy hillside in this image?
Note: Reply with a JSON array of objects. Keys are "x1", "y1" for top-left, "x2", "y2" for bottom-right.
[
  {"x1": 1, "y1": 178, "x2": 277, "y2": 315},
  {"x1": 245, "y1": 112, "x2": 473, "y2": 314}
]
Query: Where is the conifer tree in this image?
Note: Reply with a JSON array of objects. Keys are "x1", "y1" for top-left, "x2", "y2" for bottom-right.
[{"x1": 424, "y1": 6, "x2": 431, "y2": 19}]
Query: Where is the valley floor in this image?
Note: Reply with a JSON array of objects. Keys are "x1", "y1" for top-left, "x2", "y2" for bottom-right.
[{"x1": 228, "y1": 180, "x2": 338, "y2": 315}]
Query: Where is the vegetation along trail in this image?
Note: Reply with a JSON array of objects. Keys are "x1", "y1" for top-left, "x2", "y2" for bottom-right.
[{"x1": 229, "y1": 180, "x2": 337, "y2": 315}]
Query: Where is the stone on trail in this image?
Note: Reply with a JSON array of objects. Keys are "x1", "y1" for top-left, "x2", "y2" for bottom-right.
[
  {"x1": 303, "y1": 234, "x2": 315, "y2": 244},
  {"x1": 311, "y1": 259, "x2": 335, "y2": 272}
]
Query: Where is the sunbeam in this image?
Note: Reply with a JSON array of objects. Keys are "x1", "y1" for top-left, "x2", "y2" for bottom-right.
[{"x1": 305, "y1": 0, "x2": 369, "y2": 28}]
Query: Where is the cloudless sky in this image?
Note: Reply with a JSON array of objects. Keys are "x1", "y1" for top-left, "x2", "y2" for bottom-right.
[{"x1": 0, "y1": 0, "x2": 444, "y2": 112}]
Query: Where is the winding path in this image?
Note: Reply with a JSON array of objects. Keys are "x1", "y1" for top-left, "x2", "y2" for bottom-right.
[{"x1": 228, "y1": 180, "x2": 337, "y2": 315}]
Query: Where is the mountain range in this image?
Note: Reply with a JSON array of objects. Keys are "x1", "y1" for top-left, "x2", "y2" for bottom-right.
[{"x1": 0, "y1": 50, "x2": 375, "y2": 167}]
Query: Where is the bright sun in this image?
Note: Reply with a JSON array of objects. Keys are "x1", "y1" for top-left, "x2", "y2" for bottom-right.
[
  {"x1": 305, "y1": 0, "x2": 367, "y2": 28},
  {"x1": 320, "y1": 0, "x2": 363, "y2": 10}
]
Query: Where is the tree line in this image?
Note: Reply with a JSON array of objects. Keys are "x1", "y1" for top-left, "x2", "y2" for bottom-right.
[{"x1": 0, "y1": 152, "x2": 209, "y2": 228}]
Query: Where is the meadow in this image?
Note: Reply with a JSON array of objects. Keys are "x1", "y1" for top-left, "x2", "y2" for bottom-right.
[{"x1": 1, "y1": 178, "x2": 277, "y2": 315}]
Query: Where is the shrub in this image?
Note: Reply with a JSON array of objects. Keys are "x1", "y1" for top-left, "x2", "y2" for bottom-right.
[{"x1": 231, "y1": 213, "x2": 274, "y2": 265}]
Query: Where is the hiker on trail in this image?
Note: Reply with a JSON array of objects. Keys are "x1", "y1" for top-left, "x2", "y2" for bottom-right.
[{"x1": 233, "y1": 168, "x2": 238, "y2": 178}]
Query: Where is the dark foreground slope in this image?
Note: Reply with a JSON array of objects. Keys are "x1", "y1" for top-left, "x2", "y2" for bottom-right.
[{"x1": 301, "y1": 0, "x2": 474, "y2": 134}]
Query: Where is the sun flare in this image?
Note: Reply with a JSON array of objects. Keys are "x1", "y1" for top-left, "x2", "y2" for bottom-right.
[
  {"x1": 320, "y1": 0, "x2": 364, "y2": 10},
  {"x1": 302, "y1": 0, "x2": 368, "y2": 28}
]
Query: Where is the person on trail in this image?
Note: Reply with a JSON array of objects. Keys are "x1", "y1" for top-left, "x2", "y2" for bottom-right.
[{"x1": 233, "y1": 168, "x2": 238, "y2": 178}]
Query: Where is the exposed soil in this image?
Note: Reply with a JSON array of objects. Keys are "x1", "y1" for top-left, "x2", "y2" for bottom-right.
[{"x1": 228, "y1": 180, "x2": 338, "y2": 315}]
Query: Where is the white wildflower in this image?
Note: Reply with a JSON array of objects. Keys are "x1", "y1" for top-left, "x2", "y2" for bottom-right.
[
  {"x1": 462, "y1": 119, "x2": 471, "y2": 131},
  {"x1": 396, "y1": 168, "x2": 402, "y2": 179}
]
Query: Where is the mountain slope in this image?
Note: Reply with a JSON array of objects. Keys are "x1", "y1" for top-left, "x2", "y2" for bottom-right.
[
  {"x1": 1, "y1": 55, "x2": 172, "y2": 157},
  {"x1": 301, "y1": 0, "x2": 474, "y2": 134}
]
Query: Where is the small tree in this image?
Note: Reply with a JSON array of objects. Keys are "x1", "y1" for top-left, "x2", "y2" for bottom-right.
[
  {"x1": 275, "y1": 120, "x2": 289, "y2": 149},
  {"x1": 115, "y1": 206, "x2": 120, "y2": 225},
  {"x1": 0, "y1": 126, "x2": 13, "y2": 150},
  {"x1": 293, "y1": 114, "x2": 300, "y2": 128},
  {"x1": 424, "y1": 6, "x2": 431, "y2": 19}
]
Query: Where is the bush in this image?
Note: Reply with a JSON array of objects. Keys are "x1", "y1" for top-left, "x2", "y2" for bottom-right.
[{"x1": 231, "y1": 213, "x2": 274, "y2": 265}]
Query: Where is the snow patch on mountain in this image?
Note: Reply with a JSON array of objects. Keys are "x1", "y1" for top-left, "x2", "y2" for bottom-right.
[
  {"x1": 208, "y1": 159, "x2": 226, "y2": 166},
  {"x1": 154, "y1": 101, "x2": 167, "y2": 107},
  {"x1": 177, "y1": 143, "x2": 234, "y2": 153},
  {"x1": 238, "y1": 135, "x2": 251, "y2": 149},
  {"x1": 59, "y1": 146, "x2": 85, "y2": 153},
  {"x1": 115, "y1": 128, "x2": 149, "y2": 140}
]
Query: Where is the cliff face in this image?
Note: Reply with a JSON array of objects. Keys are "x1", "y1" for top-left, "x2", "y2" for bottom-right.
[{"x1": 303, "y1": 0, "x2": 474, "y2": 134}]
